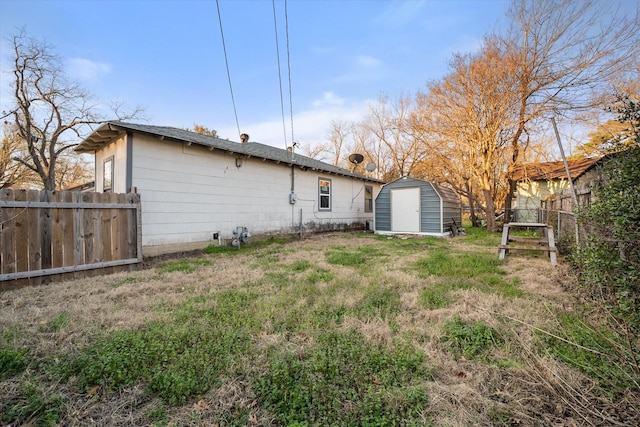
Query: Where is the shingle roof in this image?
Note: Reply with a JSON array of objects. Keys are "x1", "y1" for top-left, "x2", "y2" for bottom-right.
[
  {"x1": 75, "y1": 122, "x2": 384, "y2": 183},
  {"x1": 511, "y1": 157, "x2": 602, "y2": 182}
]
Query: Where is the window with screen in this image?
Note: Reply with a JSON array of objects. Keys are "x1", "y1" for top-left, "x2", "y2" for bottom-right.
[
  {"x1": 364, "y1": 185, "x2": 373, "y2": 212},
  {"x1": 319, "y1": 178, "x2": 331, "y2": 211}
]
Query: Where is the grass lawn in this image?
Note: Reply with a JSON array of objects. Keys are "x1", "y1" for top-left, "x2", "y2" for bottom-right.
[{"x1": 1, "y1": 225, "x2": 638, "y2": 426}]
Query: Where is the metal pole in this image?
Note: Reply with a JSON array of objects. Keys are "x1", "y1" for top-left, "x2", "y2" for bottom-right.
[{"x1": 550, "y1": 116, "x2": 580, "y2": 245}]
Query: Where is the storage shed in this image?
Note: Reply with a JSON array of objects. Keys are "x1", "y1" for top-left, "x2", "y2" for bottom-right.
[{"x1": 374, "y1": 177, "x2": 462, "y2": 236}]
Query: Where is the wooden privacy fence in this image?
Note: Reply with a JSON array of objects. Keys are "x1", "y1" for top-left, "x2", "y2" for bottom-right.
[{"x1": 1, "y1": 189, "x2": 142, "y2": 289}]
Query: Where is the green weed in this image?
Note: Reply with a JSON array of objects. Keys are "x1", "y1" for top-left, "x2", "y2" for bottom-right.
[
  {"x1": 38, "y1": 312, "x2": 69, "y2": 333},
  {"x1": 488, "y1": 406, "x2": 513, "y2": 426},
  {"x1": 67, "y1": 290, "x2": 258, "y2": 404},
  {"x1": 290, "y1": 259, "x2": 311, "y2": 272},
  {"x1": 416, "y1": 250, "x2": 504, "y2": 279},
  {"x1": 158, "y1": 258, "x2": 211, "y2": 273},
  {"x1": 326, "y1": 249, "x2": 366, "y2": 266},
  {"x1": 112, "y1": 276, "x2": 138, "y2": 287},
  {"x1": 415, "y1": 250, "x2": 522, "y2": 298},
  {"x1": 145, "y1": 401, "x2": 168, "y2": 425},
  {"x1": 441, "y1": 316, "x2": 503, "y2": 361},
  {"x1": 0, "y1": 347, "x2": 29, "y2": 378},
  {"x1": 418, "y1": 282, "x2": 471, "y2": 310},
  {"x1": 354, "y1": 287, "x2": 401, "y2": 319},
  {"x1": 460, "y1": 225, "x2": 502, "y2": 246},
  {"x1": 0, "y1": 381, "x2": 65, "y2": 426},
  {"x1": 255, "y1": 328, "x2": 432, "y2": 426},
  {"x1": 536, "y1": 313, "x2": 639, "y2": 399},
  {"x1": 325, "y1": 245, "x2": 386, "y2": 266},
  {"x1": 305, "y1": 269, "x2": 334, "y2": 284},
  {"x1": 203, "y1": 244, "x2": 240, "y2": 254}
]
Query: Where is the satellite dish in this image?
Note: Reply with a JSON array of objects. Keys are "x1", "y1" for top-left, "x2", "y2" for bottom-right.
[
  {"x1": 348, "y1": 153, "x2": 364, "y2": 165},
  {"x1": 365, "y1": 162, "x2": 376, "y2": 172}
]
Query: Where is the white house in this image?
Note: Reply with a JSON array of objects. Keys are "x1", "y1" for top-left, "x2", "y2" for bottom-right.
[
  {"x1": 76, "y1": 122, "x2": 384, "y2": 256},
  {"x1": 511, "y1": 157, "x2": 601, "y2": 222}
]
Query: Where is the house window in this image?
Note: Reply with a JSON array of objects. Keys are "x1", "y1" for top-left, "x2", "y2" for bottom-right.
[
  {"x1": 364, "y1": 185, "x2": 373, "y2": 212},
  {"x1": 319, "y1": 178, "x2": 331, "y2": 211},
  {"x1": 103, "y1": 156, "x2": 113, "y2": 193}
]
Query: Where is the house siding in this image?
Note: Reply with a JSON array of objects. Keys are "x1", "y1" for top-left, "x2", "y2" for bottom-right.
[
  {"x1": 95, "y1": 136, "x2": 128, "y2": 193},
  {"x1": 125, "y1": 134, "x2": 378, "y2": 254},
  {"x1": 515, "y1": 179, "x2": 568, "y2": 222}
]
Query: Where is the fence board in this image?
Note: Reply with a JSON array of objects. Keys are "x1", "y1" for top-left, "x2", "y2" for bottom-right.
[
  {"x1": 1, "y1": 189, "x2": 16, "y2": 274},
  {"x1": 40, "y1": 190, "x2": 52, "y2": 285},
  {"x1": 62, "y1": 192, "x2": 75, "y2": 279},
  {"x1": 82, "y1": 193, "x2": 94, "y2": 270},
  {"x1": 27, "y1": 190, "x2": 42, "y2": 286},
  {"x1": 52, "y1": 192, "x2": 63, "y2": 267},
  {"x1": 14, "y1": 190, "x2": 27, "y2": 274},
  {"x1": 0, "y1": 190, "x2": 141, "y2": 289},
  {"x1": 101, "y1": 192, "x2": 116, "y2": 275},
  {"x1": 73, "y1": 192, "x2": 84, "y2": 272},
  {"x1": 118, "y1": 193, "x2": 129, "y2": 265}
]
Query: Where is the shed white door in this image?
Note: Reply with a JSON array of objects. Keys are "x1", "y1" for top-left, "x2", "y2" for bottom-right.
[{"x1": 391, "y1": 188, "x2": 420, "y2": 232}]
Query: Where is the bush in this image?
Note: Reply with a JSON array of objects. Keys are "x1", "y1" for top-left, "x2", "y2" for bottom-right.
[
  {"x1": 574, "y1": 144, "x2": 640, "y2": 330},
  {"x1": 572, "y1": 97, "x2": 640, "y2": 332}
]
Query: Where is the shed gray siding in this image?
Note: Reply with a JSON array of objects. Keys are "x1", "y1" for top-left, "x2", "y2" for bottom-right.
[
  {"x1": 375, "y1": 177, "x2": 461, "y2": 236},
  {"x1": 433, "y1": 183, "x2": 463, "y2": 233}
]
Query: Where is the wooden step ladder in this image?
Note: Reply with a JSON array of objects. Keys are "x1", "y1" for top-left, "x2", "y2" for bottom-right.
[{"x1": 498, "y1": 222, "x2": 557, "y2": 266}]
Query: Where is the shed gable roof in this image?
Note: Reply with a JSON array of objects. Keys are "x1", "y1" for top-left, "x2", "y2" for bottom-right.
[{"x1": 76, "y1": 122, "x2": 383, "y2": 183}]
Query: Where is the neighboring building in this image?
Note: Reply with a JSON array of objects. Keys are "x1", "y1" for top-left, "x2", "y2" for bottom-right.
[
  {"x1": 75, "y1": 122, "x2": 384, "y2": 256},
  {"x1": 64, "y1": 181, "x2": 95, "y2": 192},
  {"x1": 511, "y1": 157, "x2": 602, "y2": 222},
  {"x1": 374, "y1": 177, "x2": 462, "y2": 237}
]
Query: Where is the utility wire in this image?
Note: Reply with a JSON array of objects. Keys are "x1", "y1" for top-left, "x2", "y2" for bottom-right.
[
  {"x1": 284, "y1": 0, "x2": 295, "y2": 147},
  {"x1": 272, "y1": 0, "x2": 289, "y2": 151},
  {"x1": 216, "y1": 0, "x2": 242, "y2": 139}
]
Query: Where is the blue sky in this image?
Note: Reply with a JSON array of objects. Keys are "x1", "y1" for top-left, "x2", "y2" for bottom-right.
[{"x1": 2, "y1": 0, "x2": 515, "y2": 150}]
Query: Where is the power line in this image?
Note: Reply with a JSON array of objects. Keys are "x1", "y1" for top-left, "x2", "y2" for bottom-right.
[
  {"x1": 272, "y1": 0, "x2": 289, "y2": 151},
  {"x1": 216, "y1": 0, "x2": 241, "y2": 139},
  {"x1": 284, "y1": 0, "x2": 295, "y2": 147}
]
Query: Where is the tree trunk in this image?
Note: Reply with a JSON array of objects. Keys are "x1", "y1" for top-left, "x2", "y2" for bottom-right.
[
  {"x1": 465, "y1": 181, "x2": 480, "y2": 227},
  {"x1": 503, "y1": 179, "x2": 516, "y2": 223},
  {"x1": 483, "y1": 188, "x2": 497, "y2": 232}
]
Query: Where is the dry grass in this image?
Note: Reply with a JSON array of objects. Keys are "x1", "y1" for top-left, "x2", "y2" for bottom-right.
[{"x1": 1, "y1": 230, "x2": 637, "y2": 426}]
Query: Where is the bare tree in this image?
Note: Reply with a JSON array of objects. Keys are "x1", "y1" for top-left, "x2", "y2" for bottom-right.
[
  {"x1": 54, "y1": 153, "x2": 93, "y2": 190},
  {"x1": 325, "y1": 120, "x2": 352, "y2": 167},
  {"x1": 0, "y1": 122, "x2": 39, "y2": 188},
  {"x1": 500, "y1": 0, "x2": 640, "y2": 213},
  {"x1": 413, "y1": 40, "x2": 521, "y2": 230},
  {"x1": 362, "y1": 94, "x2": 425, "y2": 181},
  {"x1": 189, "y1": 124, "x2": 218, "y2": 137},
  {"x1": 350, "y1": 122, "x2": 389, "y2": 180},
  {"x1": 5, "y1": 31, "x2": 142, "y2": 190}
]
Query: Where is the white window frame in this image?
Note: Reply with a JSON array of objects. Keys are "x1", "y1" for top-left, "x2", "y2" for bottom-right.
[
  {"x1": 364, "y1": 185, "x2": 373, "y2": 212},
  {"x1": 319, "y1": 178, "x2": 332, "y2": 211},
  {"x1": 103, "y1": 156, "x2": 114, "y2": 193}
]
